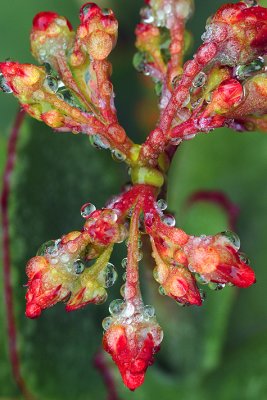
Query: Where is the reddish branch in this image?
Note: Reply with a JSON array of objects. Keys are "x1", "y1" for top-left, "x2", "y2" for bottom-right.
[
  {"x1": 94, "y1": 349, "x2": 120, "y2": 400},
  {"x1": 1, "y1": 109, "x2": 34, "y2": 399},
  {"x1": 187, "y1": 190, "x2": 240, "y2": 231}
]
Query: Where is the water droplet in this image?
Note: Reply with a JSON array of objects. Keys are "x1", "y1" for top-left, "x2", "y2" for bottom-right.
[
  {"x1": 140, "y1": 7, "x2": 154, "y2": 23},
  {"x1": 137, "y1": 251, "x2": 143, "y2": 261},
  {"x1": 80, "y1": 202, "x2": 96, "y2": 218},
  {"x1": 80, "y1": 3, "x2": 95, "y2": 17},
  {"x1": 239, "y1": 252, "x2": 250, "y2": 265},
  {"x1": 176, "y1": 300, "x2": 186, "y2": 307},
  {"x1": 111, "y1": 149, "x2": 126, "y2": 162},
  {"x1": 235, "y1": 57, "x2": 264, "y2": 80},
  {"x1": 195, "y1": 273, "x2": 208, "y2": 285},
  {"x1": 216, "y1": 283, "x2": 225, "y2": 290},
  {"x1": 157, "y1": 199, "x2": 168, "y2": 211},
  {"x1": 143, "y1": 305, "x2": 155, "y2": 319},
  {"x1": 172, "y1": 74, "x2": 182, "y2": 89},
  {"x1": 162, "y1": 214, "x2": 176, "y2": 227},
  {"x1": 60, "y1": 253, "x2": 70, "y2": 263},
  {"x1": 121, "y1": 258, "x2": 127, "y2": 268},
  {"x1": 122, "y1": 272, "x2": 127, "y2": 281},
  {"x1": 89, "y1": 134, "x2": 110, "y2": 150},
  {"x1": 182, "y1": 94, "x2": 190, "y2": 107},
  {"x1": 155, "y1": 81, "x2": 163, "y2": 96},
  {"x1": 73, "y1": 259, "x2": 85, "y2": 274},
  {"x1": 109, "y1": 299, "x2": 126, "y2": 315},
  {"x1": 103, "y1": 263, "x2": 117, "y2": 288},
  {"x1": 221, "y1": 231, "x2": 240, "y2": 250},
  {"x1": 192, "y1": 72, "x2": 207, "y2": 88},
  {"x1": 0, "y1": 73, "x2": 13, "y2": 93},
  {"x1": 37, "y1": 240, "x2": 57, "y2": 256},
  {"x1": 102, "y1": 8, "x2": 113, "y2": 16},
  {"x1": 44, "y1": 75, "x2": 58, "y2": 93},
  {"x1": 122, "y1": 302, "x2": 135, "y2": 318},
  {"x1": 199, "y1": 289, "x2": 206, "y2": 301},
  {"x1": 208, "y1": 282, "x2": 218, "y2": 291},
  {"x1": 158, "y1": 285, "x2": 166, "y2": 296},
  {"x1": 120, "y1": 284, "x2": 126, "y2": 297},
  {"x1": 102, "y1": 316, "x2": 113, "y2": 331},
  {"x1": 244, "y1": 0, "x2": 258, "y2": 6},
  {"x1": 133, "y1": 52, "x2": 146, "y2": 73}
]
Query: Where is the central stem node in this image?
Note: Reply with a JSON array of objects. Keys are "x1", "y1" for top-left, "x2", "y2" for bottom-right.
[{"x1": 130, "y1": 166, "x2": 164, "y2": 188}]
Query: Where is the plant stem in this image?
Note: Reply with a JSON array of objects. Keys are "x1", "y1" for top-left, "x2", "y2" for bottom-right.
[{"x1": 1, "y1": 109, "x2": 35, "y2": 399}]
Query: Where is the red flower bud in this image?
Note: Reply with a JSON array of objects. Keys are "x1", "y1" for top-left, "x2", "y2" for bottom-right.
[
  {"x1": 184, "y1": 232, "x2": 256, "y2": 288},
  {"x1": 103, "y1": 316, "x2": 162, "y2": 390}
]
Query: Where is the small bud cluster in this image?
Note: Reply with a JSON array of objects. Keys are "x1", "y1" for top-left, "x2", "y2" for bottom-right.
[{"x1": 1, "y1": 0, "x2": 264, "y2": 392}]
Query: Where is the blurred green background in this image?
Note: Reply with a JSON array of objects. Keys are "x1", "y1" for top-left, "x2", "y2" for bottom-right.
[{"x1": 0, "y1": 1, "x2": 267, "y2": 399}]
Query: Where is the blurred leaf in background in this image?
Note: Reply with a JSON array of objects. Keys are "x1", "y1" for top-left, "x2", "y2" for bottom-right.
[{"x1": 0, "y1": 1, "x2": 267, "y2": 399}]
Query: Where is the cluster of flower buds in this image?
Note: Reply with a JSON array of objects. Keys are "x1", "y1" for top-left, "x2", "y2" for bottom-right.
[
  {"x1": 0, "y1": 0, "x2": 263, "y2": 392},
  {"x1": 25, "y1": 204, "x2": 128, "y2": 318}
]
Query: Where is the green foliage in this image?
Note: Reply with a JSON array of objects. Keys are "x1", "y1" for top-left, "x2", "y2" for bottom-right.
[{"x1": 1, "y1": 1, "x2": 267, "y2": 399}]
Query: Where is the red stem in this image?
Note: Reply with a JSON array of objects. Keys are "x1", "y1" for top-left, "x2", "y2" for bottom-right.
[
  {"x1": 1, "y1": 109, "x2": 35, "y2": 400},
  {"x1": 94, "y1": 349, "x2": 120, "y2": 400},
  {"x1": 186, "y1": 190, "x2": 239, "y2": 231}
]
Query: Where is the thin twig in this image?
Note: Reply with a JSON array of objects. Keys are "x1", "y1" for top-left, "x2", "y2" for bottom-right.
[{"x1": 1, "y1": 109, "x2": 35, "y2": 400}]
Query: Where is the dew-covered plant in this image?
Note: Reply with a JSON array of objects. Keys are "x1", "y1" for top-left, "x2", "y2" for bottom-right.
[{"x1": 1, "y1": 0, "x2": 266, "y2": 392}]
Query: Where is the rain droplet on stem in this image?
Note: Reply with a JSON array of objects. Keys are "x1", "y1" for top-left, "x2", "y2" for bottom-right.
[
  {"x1": 157, "y1": 199, "x2": 168, "y2": 211},
  {"x1": 80, "y1": 202, "x2": 96, "y2": 218}
]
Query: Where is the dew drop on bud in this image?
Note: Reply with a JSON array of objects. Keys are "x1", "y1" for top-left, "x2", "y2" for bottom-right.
[
  {"x1": 121, "y1": 302, "x2": 135, "y2": 318},
  {"x1": 103, "y1": 263, "x2": 117, "y2": 288},
  {"x1": 89, "y1": 134, "x2": 110, "y2": 150},
  {"x1": 235, "y1": 57, "x2": 264, "y2": 80},
  {"x1": 239, "y1": 252, "x2": 251, "y2": 265},
  {"x1": 80, "y1": 3, "x2": 95, "y2": 18},
  {"x1": 199, "y1": 289, "x2": 206, "y2": 301},
  {"x1": 192, "y1": 72, "x2": 207, "y2": 88},
  {"x1": 109, "y1": 299, "x2": 126, "y2": 316},
  {"x1": 37, "y1": 240, "x2": 57, "y2": 256},
  {"x1": 216, "y1": 283, "x2": 225, "y2": 290},
  {"x1": 102, "y1": 316, "x2": 113, "y2": 331},
  {"x1": 158, "y1": 285, "x2": 166, "y2": 296},
  {"x1": 73, "y1": 259, "x2": 85, "y2": 274},
  {"x1": 80, "y1": 202, "x2": 96, "y2": 218},
  {"x1": 102, "y1": 8, "x2": 113, "y2": 16},
  {"x1": 195, "y1": 273, "x2": 208, "y2": 285},
  {"x1": 182, "y1": 94, "x2": 190, "y2": 107},
  {"x1": 121, "y1": 258, "x2": 127, "y2": 268},
  {"x1": 133, "y1": 52, "x2": 146, "y2": 73},
  {"x1": 172, "y1": 74, "x2": 182, "y2": 89},
  {"x1": 157, "y1": 199, "x2": 168, "y2": 211},
  {"x1": 208, "y1": 282, "x2": 218, "y2": 291},
  {"x1": 176, "y1": 301, "x2": 186, "y2": 307},
  {"x1": 0, "y1": 73, "x2": 13, "y2": 93},
  {"x1": 140, "y1": 7, "x2": 154, "y2": 23},
  {"x1": 120, "y1": 284, "x2": 126, "y2": 297},
  {"x1": 244, "y1": 0, "x2": 258, "y2": 6},
  {"x1": 44, "y1": 75, "x2": 58, "y2": 93},
  {"x1": 162, "y1": 214, "x2": 176, "y2": 227},
  {"x1": 221, "y1": 230, "x2": 240, "y2": 250},
  {"x1": 143, "y1": 305, "x2": 155, "y2": 320},
  {"x1": 111, "y1": 149, "x2": 126, "y2": 162},
  {"x1": 60, "y1": 253, "x2": 70, "y2": 263},
  {"x1": 122, "y1": 272, "x2": 127, "y2": 281},
  {"x1": 137, "y1": 251, "x2": 143, "y2": 261}
]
